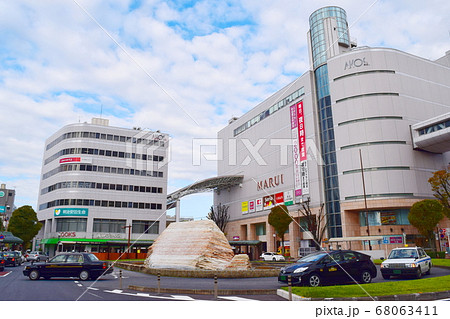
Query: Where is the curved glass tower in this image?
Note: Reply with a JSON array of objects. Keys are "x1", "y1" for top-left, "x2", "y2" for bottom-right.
[{"x1": 309, "y1": 7, "x2": 350, "y2": 238}]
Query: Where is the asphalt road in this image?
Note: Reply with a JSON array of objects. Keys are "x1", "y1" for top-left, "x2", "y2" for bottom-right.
[{"x1": 1, "y1": 262, "x2": 449, "y2": 301}]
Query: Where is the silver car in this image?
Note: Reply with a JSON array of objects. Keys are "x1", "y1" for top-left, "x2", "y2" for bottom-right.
[{"x1": 26, "y1": 251, "x2": 49, "y2": 262}]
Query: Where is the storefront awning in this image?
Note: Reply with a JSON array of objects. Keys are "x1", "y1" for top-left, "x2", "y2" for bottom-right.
[
  {"x1": 229, "y1": 240, "x2": 262, "y2": 246},
  {"x1": 40, "y1": 237, "x2": 154, "y2": 245},
  {"x1": 328, "y1": 236, "x2": 384, "y2": 242}
]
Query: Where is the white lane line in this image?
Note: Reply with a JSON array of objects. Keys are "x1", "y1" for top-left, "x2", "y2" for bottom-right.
[
  {"x1": 219, "y1": 296, "x2": 258, "y2": 301},
  {"x1": 77, "y1": 284, "x2": 83, "y2": 287},
  {"x1": 87, "y1": 287, "x2": 99, "y2": 291},
  {"x1": 104, "y1": 289, "x2": 195, "y2": 301},
  {"x1": 0, "y1": 271, "x2": 11, "y2": 277}
]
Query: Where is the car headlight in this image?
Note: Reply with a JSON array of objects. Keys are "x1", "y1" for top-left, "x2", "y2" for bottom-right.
[
  {"x1": 293, "y1": 267, "x2": 309, "y2": 273},
  {"x1": 380, "y1": 263, "x2": 388, "y2": 268},
  {"x1": 405, "y1": 263, "x2": 416, "y2": 268}
]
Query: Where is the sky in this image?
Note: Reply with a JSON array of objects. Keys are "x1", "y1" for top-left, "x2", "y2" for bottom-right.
[{"x1": 0, "y1": 0, "x2": 449, "y2": 221}]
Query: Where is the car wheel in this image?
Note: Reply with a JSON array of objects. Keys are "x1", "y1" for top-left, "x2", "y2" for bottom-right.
[
  {"x1": 415, "y1": 267, "x2": 422, "y2": 279},
  {"x1": 272, "y1": 257, "x2": 276, "y2": 261},
  {"x1": 360, "y1": 270, "x2": 372, "y2": 284},
  {"x1": 29, "y1": 270, "x2": 40, "y2": 280},
  {"x1": 79, "y1": 270, "x2": 90, "y2": 281},
  {"x1": 36, "y1": 258, "x2": 40, "y2": 262},
  {"x1": 307, "y1": 273, "x2": 321, "y2": 287},
  {"x1": 382, "y1": 274, "x2": 390, "y2": 280}
]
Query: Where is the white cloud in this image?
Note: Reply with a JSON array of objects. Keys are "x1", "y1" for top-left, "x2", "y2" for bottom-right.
[{"x1": 0, "y1": 0, "x2": 449, "y2": 219}]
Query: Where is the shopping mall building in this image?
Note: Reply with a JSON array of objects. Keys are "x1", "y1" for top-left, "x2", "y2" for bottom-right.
[
  {"x1": 36, "y1": 118, "x2": 169, "y2": 258},
  {"x1": 214, "y1": 6, "x2": 450, "y2": 258}
]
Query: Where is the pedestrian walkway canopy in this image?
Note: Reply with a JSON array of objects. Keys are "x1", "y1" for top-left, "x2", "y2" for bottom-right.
[
  {"x1": 0, "y1": 231, "x2": 23, "y2": 244},
  {"x1": 167, "y1": 175, "x2": 244, "y2": 205}
]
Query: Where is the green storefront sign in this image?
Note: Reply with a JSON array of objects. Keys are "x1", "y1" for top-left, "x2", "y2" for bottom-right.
[{"x1": 54, "y1": 208, "x2": 88, "y2": 217}]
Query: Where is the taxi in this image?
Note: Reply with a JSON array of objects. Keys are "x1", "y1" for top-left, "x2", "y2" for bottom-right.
[
  {"x1": 380, "y1": 247, "x2": 431, "y2": 279},
  {"x1": 23, "y1": 252, "x2": 113, "y2": 281}
]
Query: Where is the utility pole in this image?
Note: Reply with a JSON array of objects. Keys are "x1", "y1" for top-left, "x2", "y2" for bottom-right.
[{"x1": 359, "y1": 149, "x2": 372, "y2": 251}]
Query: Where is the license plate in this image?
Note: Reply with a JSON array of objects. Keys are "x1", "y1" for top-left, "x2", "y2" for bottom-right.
[
  {"x1": 393, "y1": 270, "x2": 402, "y2": 274},
  {"x1": 280, "y1": 275, "x2": 286, "y2": 281}
]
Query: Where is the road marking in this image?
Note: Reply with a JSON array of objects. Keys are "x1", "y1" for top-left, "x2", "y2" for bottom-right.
[
  {"x1": 219, "y1": 296, "x2": 258, "y2": 301},
  {"x1": 77, "y1": 284, "x2": 83, "y2": 287},
  {"x1": 74, "y1": 281, "x2": 79, "y2": 283},
  {"x1": 0, "y1": 271, "x2": 11, "y2": 277},
  {"x1": 87, "y1": 287, "x2": 99, "y2": 291},
  {"x1": 104, "y1": 289, "x2": 195, "y2": 301}
]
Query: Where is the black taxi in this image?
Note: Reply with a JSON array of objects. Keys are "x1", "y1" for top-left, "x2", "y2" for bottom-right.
[{"x1": 23, "y1": 252, "x2": 113, "y2": 281}]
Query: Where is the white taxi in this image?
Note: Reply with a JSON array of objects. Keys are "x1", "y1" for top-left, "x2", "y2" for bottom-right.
[{"x1": 380, "y1": 247, "x2": 432, "y2": 279}]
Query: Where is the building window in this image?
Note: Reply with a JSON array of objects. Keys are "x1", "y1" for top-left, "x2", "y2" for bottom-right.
[
  {"x1": 56, "y1": 218, "x2": 87, "y2": 232},
  {"x1": 132, "y1": 220, "x2": 159, "y2": 234},
  {"x1": 255, "y1": 223, "x2": 266, "y2": 236},
  {"x1": 359, "y1": 209, "x2": 410, "y2": 226},
  {"x1": 93, "y1": 219, "x2": 126, "y2": 233}
]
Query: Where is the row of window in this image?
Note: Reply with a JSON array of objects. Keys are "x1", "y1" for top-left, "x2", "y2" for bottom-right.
[
  {"x1": 359, "y1": 209, "x2": 410, "y2": 226},
  {"x1": 342, "y1": 166, "x2": 410, "y2": 175},
  {"x1": 39, "y1": 198, "x2": 163, "y2": 211},
  {"x1": 418, "y1": 119, "x2": 450, "y2": 136},
  {"x1": 333, "y1": 70, "x2": 395, "y2": 82},
  {"x1": 340, "y1": 140, "x2": 406, "y2": 150},
  {"x1": 338, "y1": 116, "x2": 402, "y2": 127},
  {"x1": 233, "y1": 87, "x2": 305, "y2": 136},
  {"x1": 335, "y1": 92, "x2": 399, "y2": 104},
  {"x1": 43, "y1": 163, "x2": 164, "y2": 180},
  {"x1": 46, "y1": 130, "x2": 166, "y2": 151},
  {"x1": 41, "y1": 181, "x2": 163, "y2": 195},
  {"x1": 45, "y1": 147, "x2": 165, "y2": 165},
  {"x1": 55, "y1": 217, "x2": 160, "y2": 234}
]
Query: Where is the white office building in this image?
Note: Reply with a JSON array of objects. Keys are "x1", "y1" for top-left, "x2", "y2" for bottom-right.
[{"x1": 36, "y1": 118, "x2": 168, "y2": 257}]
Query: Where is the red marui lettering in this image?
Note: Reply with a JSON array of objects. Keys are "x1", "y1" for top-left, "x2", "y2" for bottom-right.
[{"x1": 257, "y1": 174, "x2": 284, "y2": 191}]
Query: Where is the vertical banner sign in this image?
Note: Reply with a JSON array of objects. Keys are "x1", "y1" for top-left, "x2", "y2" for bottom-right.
[
  {"x1": 241, "y1": 201, "x2": 248, "y2": 214},
  {"x1": 284, "y1": 190, "x2": 294, "y2": 206},
  {"x1": 248, "y1": 200, "x2": 256, "y2": 213},
  {"x1": 256, "y1": 198, "x2": 263, "y2": 212},
  {"x1": 290, "y1": 104, "x2": 302, "y2": 197},
  {"x1": 296, "y1": 101, "x2": 310, "y2": 195}
]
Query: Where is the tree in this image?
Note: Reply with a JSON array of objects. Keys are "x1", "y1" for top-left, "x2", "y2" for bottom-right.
[
  {"x1": 207, "y1": 203, "x2": 230, "y2": 233},
  {"x1": 408, "y1": 199, "x2": 443, "y2": 251},
  {"x1": 7, "y1": 205, "x2": 42, "y2": 250},
  {"x1": 298, "y1": 199, "x2": 328, "y2": 250},
  {"x1": 428, "y1": 167, "x2": 450, "y2": 218},
  {"x1": 268, "y1": 205, "x2": 293, "y2": 256}
]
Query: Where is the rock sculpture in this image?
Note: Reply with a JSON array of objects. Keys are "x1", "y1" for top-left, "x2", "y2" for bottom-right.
[{"x1": 144, "y1": 220, "x2": 250, "y2": 271}]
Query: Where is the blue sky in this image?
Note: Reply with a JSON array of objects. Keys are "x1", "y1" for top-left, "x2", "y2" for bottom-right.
[{"x1": 0, "y1": 0, "x2": 449, "y2": 220}]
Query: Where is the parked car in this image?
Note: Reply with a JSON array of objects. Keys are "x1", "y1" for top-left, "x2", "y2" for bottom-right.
[
  {"x1": 1, "y1": 251, "x2": 23, "y2": 267},
  {"x1": 23, "y1": 252, "x2": 113, "y2": 281},
  {"x1": 0, "y1": 255, "x2": 5, "y2": 271},
  {"x1": 260, "y1": 252, "x2": 286, "y2": 261},
  {"x1": 380, "y1": 247, "x2": 431, "y2": 279},
  {"x1": 26, "y1": 251, "x2": 49, "y2": 262},
  {"x1": 278, "y1": 250, "x2": 377, "y2": 287},
  {"x1": 15, "y1": 251, "x2": 26, "y2": 264}
]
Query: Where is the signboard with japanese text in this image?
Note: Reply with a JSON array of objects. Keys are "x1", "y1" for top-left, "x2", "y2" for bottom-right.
[
  {"x1": 290, "y1": 101, "x2": 309, "y2": 197},
  {"x1": 241, "y1": 201, "x2": 248, "y2": 214},
  {"x1": 248, "y1": 200, "x2": 256, "y2": 213},
  {"x1": 284, "y1": 190, "x2": 294, "y2": 206},
  {"x1": 256, "y1": 198, "x2": 263, "y2": 212},
  {"x1": 54, "y1": 208, "x2": 88, "y2": 217},
  {"x1": 263, "y1": 195, "x2": 275, "y2": 210}
]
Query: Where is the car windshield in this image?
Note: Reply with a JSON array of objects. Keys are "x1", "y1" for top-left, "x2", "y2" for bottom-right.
[
  {"x1": 388, "y1": 249, "x2": 418, "y2": 259},
  {"x1": 297, "y1": 252, "x2": 327, "y2": 263},
  {"x1": 3, "y1": 252, "x2": 14, "y2": 257}
]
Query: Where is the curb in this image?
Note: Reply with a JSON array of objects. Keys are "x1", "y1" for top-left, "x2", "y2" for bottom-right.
[
  {"x1": 276, "y1": 289, "x2": 450, "y2": 301},
  {"x1": 129, "y1": 285, "x2": 277, "y2": 296},
  {"x1": 116, "y1": 262, "x2": 279, "y2": 278}
]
